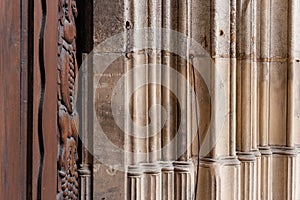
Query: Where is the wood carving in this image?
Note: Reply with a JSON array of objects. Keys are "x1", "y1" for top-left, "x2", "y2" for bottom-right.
[{"x1": 57, "y1": 0, "x2": 79, "y2": 199}]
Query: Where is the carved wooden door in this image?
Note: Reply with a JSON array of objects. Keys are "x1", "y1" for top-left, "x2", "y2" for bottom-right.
[
  {"x1": 0, "y1": 0, "x2": 80, "y2": 199},
  {"x1": 2, "y1": 0, "x2": 300, "y2": 200}
]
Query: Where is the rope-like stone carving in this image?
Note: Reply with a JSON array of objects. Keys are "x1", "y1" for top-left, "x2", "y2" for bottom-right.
[{"x1": 57, "y1": 0, "x2": 79, "y2": 199}]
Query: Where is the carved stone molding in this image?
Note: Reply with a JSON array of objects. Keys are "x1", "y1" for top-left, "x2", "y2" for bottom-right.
[{"x1": 91, "y1": 0, "x2": 300, "y2": 199}]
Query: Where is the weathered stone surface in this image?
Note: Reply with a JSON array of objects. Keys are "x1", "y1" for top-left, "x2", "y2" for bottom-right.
[
  {"x1": 90, "y1": 0, "x2": 300, "y2": 199},
  {"x1": 93, "y1": 2, "x2": 126, "y2": 193},
  {"x1": 94, "y1": 0, "x2": 125, "y2": 48}
]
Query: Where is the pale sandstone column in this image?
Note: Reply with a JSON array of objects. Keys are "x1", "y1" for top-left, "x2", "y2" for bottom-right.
[
  {"x1": 160, "y1": 162, "x2": 174, "y2": 200},
  {"x1": 268, "y1": 0, "x2": 288, "y2": 146},
  {"x1": 127, "y1": 166, "x2": 142, "y2": 200},
  {"x1": 194, "y1": 0, "x2": 240, "y2": 199},
  {"x1": 78, "y1": 54, "x2": 92, "y2": 200},
  {"x1": 236, "y1": 1, "x2": 258, "y2": 199},
  {"x1": 269, "y1": 1, "x2": 299, "y2": 200},
  {"x1": 288, "y1": 0, "x2": 300, "y2": 197},
  {"x1": 174, "y1": 162, "x2": 193, "y2": 200},
  {"x1": 259, "y1": 147, "x2": 272, "y2": 200},
  {"x1": 288, "y1": 0, "x2": 300, "y2": 147},
  {"x1": 92, "y1": 0, "x2": 300, "y2": 199},
  {"x1": 132, "y1": 0, "x2": 148, "y2": 164},
  {"x1": 190, "y1": 1, "x2": 213, "y2": 198},
  {"x1": 160, "y1": 1, "x2": 178, "y2": 198},
  {"x1": 148, "y1": 0, "x2": 162, "y2": 163},
  {"x1": 177, "y1": 0, "x2": 188, "y2": 161},
  {"x1": 124, "y1": 0, "x2": 134, "y2": 166},
  {"x1": 211, "y1": 0, "x2": 241, "y2": 199},
  {"x1": 287, "y1": 0, "x2": 300, "y2": 147},
  {"x1": 296, "y1": 151, "x2": 300, "y2": 199},
  {"x1": 268, "y1": 1, "x2": 296, "y2": 199},
  {"x1": 271, "y1": 148, "x2": 297, "y2": 200},
  {"x1": 186, "y1": 0, "x2": 193, "y2": 161},
  {"x1": 257, "y1": 0, "x2": 272, "y2": 199},
  {"x1": 161, "y1": 0, "x2": 178, "y2": 161},
  {"x1": 142, "y1": 163, "x2": 161, "y2": 200},
  {"x1": 125, "y1": 1, "x2": 148, "y2": 199}
]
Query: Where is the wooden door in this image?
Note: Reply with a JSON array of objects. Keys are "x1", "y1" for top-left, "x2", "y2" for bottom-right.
[{"x1": 0, "y1": 0, "x2": 78, "y2": 199}]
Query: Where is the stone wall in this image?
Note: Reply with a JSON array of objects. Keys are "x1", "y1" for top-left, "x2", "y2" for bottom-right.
[{"x1": 88, "y1": 0, "x2": 300, "y2": 199}]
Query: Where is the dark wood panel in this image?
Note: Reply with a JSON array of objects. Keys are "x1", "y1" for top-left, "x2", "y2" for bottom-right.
[
  {"x1": 0, "y1": 0, "x2": 22, "y2": 199},
  {"x1": 41, "y1": 0, "x2": 58, "y2": 198},
  {"x1": 32, "y1": 0, "x2": 58, "y2": 199},
  {"x1": 20, "y1": 0, "x2": 33, "y2": 198},
  {"x1": 32, "y1": 0, "x2": 42, "y2": 199},
  {"x1": 0, "y1": 0, "x2": 59, "y2": 199}
]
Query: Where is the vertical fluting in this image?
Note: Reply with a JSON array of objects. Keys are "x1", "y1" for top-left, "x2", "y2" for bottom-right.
[
  {"x1": 195, "y1": 0, "x2": 241, "y2": 199},
  {"x1": 124, "y1": 0, "x2": 136, "y2": 196},
  {"x1": 236, "y1": 1, "x2": 258, "y2": 199},
  {"x1": 271, "y1": 149, "x2": 297, "y2": 200},
  {"x1": 255, "y1": 154, "x2": 261, "y2": 200},
  {"x1": 132, "y1": 0, "x2": 148, "y2": 164},
  {"x1": 258, "y1": 1, "x2": 272, "y2": 198},
  {"x1": 236, "y1": 0, "x2": 252, "y2": 153},
  {"x1": 268, "y1": 0, "x2": 288, "y2": 146},
  {"x1": 240, "y1": 159, "x2": 256, "y2": 200},
  {"x1": 78, "y1": 54, "x2": 92, "y2": 200},
  {"x1": 230, "y1": 0, "x2": 237, "y2": 157},
  {"x1": 260, "y1": 148, "x2": 272, "y2": 200},
  {"x1": 297, "y1": 153, "x2": 300, "y2": 199},
  {"x1": 125, "y1": 1, "x2": 148, "y2": 199},
  {"x1": 174, "y1": 162, "x2": 193, "y2": 200},
  {"x1": 288, "y1": 0, "x2": 300, "y2": 146},
  {"x1": 124, "y1": 0, "x2": 134, "y2": 166},
  {"x1": 186, "y1": 46, "x2": 193, "y2": 160},
  {"x1": 240, "y1": 59, "x2": 251, "y2": 152},
  {"x1": 160, "y1": 162, "x2": 174, "y2": 200},
  {"x1": 127, "y1": 166, "x2": 142, "y2": 200},
  {"x1": 272, "y1": 1, "x2": 298, "y2": 199},
  {"x1": 250, "y1": 0, "x2": 258, "y2": 152},
  {"x1": 148, "y1": 0, "x2": 162, "y2": 163},
  {"x1": 186, "y1": 0, "x2": 192, "y2": 160},
  {"x1": 79, "y1": 167, "x2": 92, "y2": 200},
  {"x1": 210, "y1": 0, "x2": 217, "y2": 159},
  {"x1": 142, "y1": 163, "x2": 161, "y2": 200},
  {"x1": 190, "y1": 3, "x2": 213, "y2": 198},
  {"x1": 89, "y1": 0, "x2": 300, "y2": 199},
  {"x1": 121, "y1": 0, "x2": 300, "y2": 199},
  {"x1": 287, "y1": 0, "x2": 299, "y2": 147},
  {"x1": 177, "y1": 0, "x2": 188, "y2": 161},
  {"x1": 258, "y1": 0, "x2": 270, "y2": 147},
  {"x1": 286, "y1": 155, "x2": 296, "y2": 199},
  {"x1": 239, "y1": 154, "x2": 256, "y2": 200},
  {"x1": 161, "y1": 0, "x2": 178, "y2": 161},
  {"x1": 210, "y1": 0, "x2": 231, "y2": 158}
]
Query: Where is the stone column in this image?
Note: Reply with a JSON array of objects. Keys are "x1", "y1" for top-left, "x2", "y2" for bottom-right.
[
  {"x1": 236, "y1": 1, "x2": 259, "y2": 199},
  {"x1": 160, "y1": 162, "x2": 174, "y2": 200},
  {"x1": 195, "y1": 0, "x2": 241, "y2": 199},
  {"x1": 148, "y1": 0, "x2": 162, "y2": 163},
  {"x1": 174, "y1": 162, "x2": 193, "y2": 200},
  {"x1": 142, "y1": 163, "x2": 161, "y2": 200},
  {"x1": 127, "y1": 166, "x2": 142, "y2": 200}
]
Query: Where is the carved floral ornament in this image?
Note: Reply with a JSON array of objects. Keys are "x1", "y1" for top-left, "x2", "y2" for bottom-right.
[{"x1": 57, "y1": 0, "x2": 79, "y2": 199}]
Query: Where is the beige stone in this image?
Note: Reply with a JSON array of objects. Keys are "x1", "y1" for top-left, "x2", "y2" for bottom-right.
[{"x1": 83, "y1": 0, "x2": 300, "y2": 199}]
